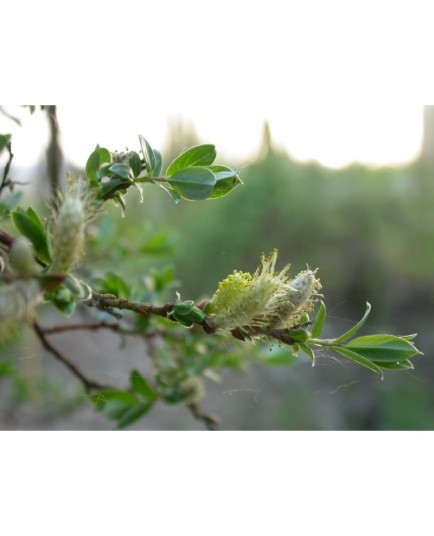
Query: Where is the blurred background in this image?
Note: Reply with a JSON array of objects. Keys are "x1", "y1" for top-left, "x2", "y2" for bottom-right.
[{"x1": 0, "y1": 103, "x2": 433, "y2": 430}]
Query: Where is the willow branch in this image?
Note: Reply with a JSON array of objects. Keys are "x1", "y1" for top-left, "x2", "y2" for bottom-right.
[
  {"x1": 187, "y1": 403, "x2": 219, "y2": 430},
  {"x1": 33, "y1": 320, "x2": 111, "y2": 393},
  {"x1": 85, "y1": 292, "x2": 173, "y2": 318}
]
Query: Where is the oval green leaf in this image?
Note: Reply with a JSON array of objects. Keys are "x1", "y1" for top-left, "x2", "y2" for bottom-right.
[
  {"x1": 169, "y1": 166, "x2": 216, "y2": 201},
  {"x1": 86, "y1": 146, "x2": 111, "y2": 185},
  {"x1": 346, "y1": 334, "x2": 421, "y2": 362},
  {"x1": 166, "y1": 144, "x2": 216, "y2": 177},
  {"x1": 331, "y1": 345, "x2": 383, "y2": 378}
]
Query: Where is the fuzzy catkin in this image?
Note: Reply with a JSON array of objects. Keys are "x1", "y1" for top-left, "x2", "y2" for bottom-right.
[
  {"x1": 0, "y1": 280, "x2": 41, "y2": 340},
  {"x1": 50, "y1": 198, "x2": 85, "y2": 273}
]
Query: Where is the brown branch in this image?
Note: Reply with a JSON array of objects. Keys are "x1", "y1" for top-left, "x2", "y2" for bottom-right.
[
  {"x1": 187, "y1": 403, "x2": 219, "y2": 430},
  {"x1": 0, "y1": 229, "x2": 15, "y2": 250},
  {"x1": 33, "y1": 320, "x2": 111, "y2": 393},
  {"x1": 85, "y1": 292, "x2": 172, "y2": 319}
]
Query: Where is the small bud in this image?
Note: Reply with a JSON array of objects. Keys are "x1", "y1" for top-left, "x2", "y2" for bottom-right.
[
  {"x1": 180, "y1": 377, "x2": 205, "y2": 404},
  {"x1": 9, "y1": 237, "x2": 35, "y2": 277}
]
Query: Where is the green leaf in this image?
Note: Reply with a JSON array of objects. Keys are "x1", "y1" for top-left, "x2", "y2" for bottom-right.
[
  {"x1": 207, "y1": 165, "x2": 243, "y2": 200},
  {"x1": 141, "y1": 231, "x2": 174, "y2": 255},
  {"x1": 151, "y1": 265, "x2": 175, "y2": 292},
  {"x1": 166, "y1": 144, "x2": 216, "y2": 177},
  {"x1": 130, "y1": 370, "x2": 158, "y2": 401},
  {"x1": 116, "y1": 401, "x2": 153, "y2": 428},
  {"x1": 169, "y1": 166, "x2": 216, "y2": 201},
  {"x1": 155, "y1": 182, "x2": 182, "y2": 204},
  {"x1": 0, "y1": 133, "x2": 11, "y2": 153},
  {"x1": 332, "y1": 302, "x2": 372, "y2": 344},
  {"x1": 372, "y1": 360, "x2": 414, "y2": 371},
  {"x1": 86, "y1": 146, "x2": 111, "y2": 185},
  {"x1": 129, "y1": 151, "x2": 142, "y2": 178},
  {"x1": 152, "y1": 149, "x2": 162, "y2": 176},
  {"x1": 346, "y1": 334, "x2": 422, "y2": 362},
  {"x1": 63, "y1": 274, "x2": 92, "y2": 300},
  {"x1": 138, "y1": 135, "x2": 156, "y2": 175},
  {"x1": 91, "y1": 389, "x2": 139, "y2": 410},
  {"x1": 45, "y1": 286, "x2": 76, "y2": 316},
  {"x1": 299, "y1": 343, "x2": 315, "y2": 366},
  {"x1": 99, "y1": 177, "x2": 132, "y2": 199},
  {"x1": 93, "y1": 271, "x2": 130, "y2": 298},
  {"x1": 11, "y1": 207, "x2": 51, "y2": 264},
  {"x1": 311, "y1": 300, "x2": 326, "y2": 338},
  {"x1": 331, "y1": 345, "x2": 383, "y2": 378},
  {"x1": 109, "y1": 163, "x2": 132, "y2": 179},
  {"x1": 173, "y1": 301, "x2": 194, "y2": 315}
]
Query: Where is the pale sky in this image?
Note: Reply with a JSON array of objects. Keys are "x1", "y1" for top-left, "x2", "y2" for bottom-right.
[
  {"x1": 2, "y1": 1, "x2": 434, "y2": 170},
  {"x1": 0, "y1": 101, "x2": 426, "y2": 172}
]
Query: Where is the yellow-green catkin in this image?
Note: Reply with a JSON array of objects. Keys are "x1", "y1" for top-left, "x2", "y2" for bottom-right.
[
  {"x1": 208, "y1": 250, "x2": 322, "y2": 333},
  {"x1": 0, "y1": 280, "x2": 41, "y2": 341}
]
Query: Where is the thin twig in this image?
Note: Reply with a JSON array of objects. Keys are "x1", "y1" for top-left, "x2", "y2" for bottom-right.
[
  {"x1": 187, "y1": 403, "x2": 219, "y2": 430},
  {"x1": 0, "y1": 141, "x2": 14, "y2": 196},
  {"x1": 85, "y1": 292, "x2": 172, "y2": 318},
  {"x1": 33, "y1": 320, "x2": 111, "y2": 393}
]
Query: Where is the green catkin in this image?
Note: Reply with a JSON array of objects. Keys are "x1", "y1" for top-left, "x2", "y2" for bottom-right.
[{"x1": 50, "y1": 197, "x2": 86, "y2": 273}]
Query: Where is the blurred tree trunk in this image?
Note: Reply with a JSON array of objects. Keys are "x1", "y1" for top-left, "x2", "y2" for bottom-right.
[{"x1": 45, "y1": 105, "x2": 63, "y2": 199}]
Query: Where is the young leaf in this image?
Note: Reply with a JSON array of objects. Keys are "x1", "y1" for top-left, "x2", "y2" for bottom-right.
[
  {"x1": 154, "y1": 182, "x2": 182, "y2": 204},
  {"x1": 166, "y1": 144, "x2": 216, "y2": 177},
  {"x1": 310, "y1": 300, "x2": 326, "y2": 338},
  {"x1": 98, "y1": 177, "x2": 132, "y2": 199},
  {"x1": 207, "y1": 166, "x2": 243, "y2": 199},
  {"x1": 130, "y1": 370, "x2": 158, "y2": 401},
  {"x1": 138, "y1": 135, "x2": 156, "y2": 175},
  {"x1": 45, "y1": 286, "x2": 76, "y2": 316},
  {"x1": 129, "y1": 151, "x2": 142, "y2": 178},
  {"x1": 169, "y1": 166, "x2": 216, "y2": 201},
  {"x1": 152, "y1": 149, "x2": 163, "y2": 177},
  {"x1": 332, "y1": 302, "x2": 372, "y2": 343},
  {"x1": 11, "y1": 207, "x2": 51, "y2": 264},
  {"x1": 371, "y1": 360, "x2": 414, "y2": 371},
  {"x1": 345, "y1": 334, "x2": 422, "y2": 362},
  {"x1": 86, "y1": 146, "x2": 111, "y2": 185},
  {"x1": 299, "y1": 343, "x2": 316, "y2": 366},
  {"x1": 109, "y1": 163, "x2": 132, "y2": 180},
  {"x1": 116, "y1": 401, "x2": 153, "y2": 429},
  {"x1": 330, "y1": 345, "x2": 383, "y2": 378}
]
